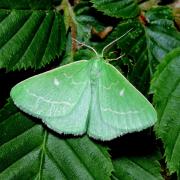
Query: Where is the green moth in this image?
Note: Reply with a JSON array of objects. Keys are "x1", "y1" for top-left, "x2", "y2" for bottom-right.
[{"x1": 10, "y1": 36, "x2": 157, "y2": 141}]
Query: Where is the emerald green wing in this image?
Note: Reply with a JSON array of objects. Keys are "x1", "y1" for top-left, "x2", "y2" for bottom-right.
[
  {"x1": 11, "y1": 60, "x2": 91, "y2": 135},
  {"x1": 88, "y1": 61, "x2": 157, "y2": 140},
  {"x1": 42, "y1": 85, "x2": 90, "y2": 134}
]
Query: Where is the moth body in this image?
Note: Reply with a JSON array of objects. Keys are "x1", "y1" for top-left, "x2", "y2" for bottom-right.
[
  {"x1": 11, "y1": 55, "x2": 157, "y2": 141},
  {"x1": 89, "y1": 57, "x2": 103, "y2": 81}
]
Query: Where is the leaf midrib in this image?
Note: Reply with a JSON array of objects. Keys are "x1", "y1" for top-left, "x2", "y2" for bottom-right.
[{"x1": 37, "y1": 130, "x2": 48, "y2": 180}]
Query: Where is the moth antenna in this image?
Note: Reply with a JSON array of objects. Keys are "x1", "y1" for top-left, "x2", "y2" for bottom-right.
[
  {"x1": 72, "y1": 38, "x2": 98, "y2": 56},
  {"x1": 107, "y1": 53, "x2": 125, "y2": 62},
  {"x1": 101, "y1": 28, "x2": 133, "y2": 57}
]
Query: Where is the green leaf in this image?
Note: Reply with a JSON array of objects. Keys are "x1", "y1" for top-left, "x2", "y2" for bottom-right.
[
  {"x1": 0, "y1": 0, "x2": 53, "y2": 10},
  {"x1": 151, "y1": 47, "x2": 180, "y2": 174},
  {"x1": 0, "y1": 1, "x2": 66, "y2": 70},
  {"x1": 114, "y1": 7, "x2": 180, "y2": 94},
  {"x1": 0, "y1": 101, "x2": 113, "y2": 179},
  {"x1": 90, "y1": 0, "x2": 139, "y2": 18},
  {"x1": 75, "y1": 1, "x2": 106, "y2": 41},
  {"x1": 112, "y1": 153, "x2": 163, "y2": 180},
  {"x1": 75, "y1": 1, "x2": 96, "y2": 41},
  {"x1": 74, "y1": 49, "x2": 95, "y2": 62}
]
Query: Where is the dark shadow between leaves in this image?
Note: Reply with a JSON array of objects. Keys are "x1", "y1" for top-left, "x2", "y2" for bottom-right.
[{"x1": 102, "y1": 129, "x2": 158, "y2": 159}]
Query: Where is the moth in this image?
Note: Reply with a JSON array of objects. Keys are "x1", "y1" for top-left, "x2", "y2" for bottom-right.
[{"x1": 10, "y1": 31, "x2": 157, "y2": 141}]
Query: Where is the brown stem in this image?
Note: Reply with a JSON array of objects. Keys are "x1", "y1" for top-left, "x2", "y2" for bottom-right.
[{"x1": 56, "y1": 0, "x2": 78, "y2": 52}]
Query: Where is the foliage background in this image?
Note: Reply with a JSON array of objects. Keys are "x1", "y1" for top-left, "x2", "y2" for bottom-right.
[{"x1": 0, "y1": 0, "x2": 179, "y2": 179}]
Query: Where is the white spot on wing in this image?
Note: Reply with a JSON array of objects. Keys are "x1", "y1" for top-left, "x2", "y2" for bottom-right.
[
  {"x1": 54, "y1": 78, "x2": 60, "y2": 86},
  {"x1": 119, "y1": 88, "x2": 125, "y2": 96}
]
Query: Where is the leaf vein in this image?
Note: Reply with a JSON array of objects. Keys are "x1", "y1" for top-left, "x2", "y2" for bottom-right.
[{"x1": 65, "y1": 140, "x2": 95, "y2": 180}]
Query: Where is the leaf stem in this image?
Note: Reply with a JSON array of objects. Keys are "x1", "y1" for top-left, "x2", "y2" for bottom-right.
[
  {"x1": 57, "y1": 0, "x2": 77, "y2": 52},
  {"x1": 38, "y1": 130, "x2": 48, "y2": 180}
]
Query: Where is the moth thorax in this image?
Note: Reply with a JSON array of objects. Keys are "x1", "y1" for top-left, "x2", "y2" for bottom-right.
[{"x1": 90, "y1": 59, "x2": 102, "y2": 82}]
